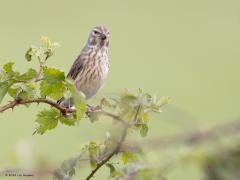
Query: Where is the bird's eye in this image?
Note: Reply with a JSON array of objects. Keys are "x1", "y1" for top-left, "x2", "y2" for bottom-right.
[{"x1": 93, "y1": 30, "x2": 99, "y2": 35}]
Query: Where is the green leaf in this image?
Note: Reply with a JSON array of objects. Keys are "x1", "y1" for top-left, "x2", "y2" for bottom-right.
[
  {"x1": 43, "y1": 67, "x2": 65, "y2": 82},
  {"x1": 35, "y1": 108, "x2": 59, "y2": 134},
  {"x1": 59, "y1": 116, "x2": 76, "y2": 126},
  {"x1": 106, "y1": 163, "x2": 117, "y2": 177},
  {"x1": 74, "y1": 96, "x2": 87, "y2": 121},
  {"x1": 18, "y1": 68, "x2": 37, "y2": 81},
  {"x1": 3, "y1": 62, "x2": 14, "y2": 72},
  {"x1": 40, "y1": 68, "x2": 66, "y2": 100},
  {"x1": 17, "y1": 83, "x2": 36, "y2": 100},
  {"x1": 140, "y1": 112, "x2": 149, "y2": 123},
  {"x1": 41, "y1": 36, "x2": 60, "y2": 58},
  {"x1": 140, "y1": 124, "x2": 149, "y2": 137},
  {"x1": 8, "y1": 87, "x2": 21, "y2": 98},
  {"x1": 0, "y1": 81, "x2": 10, "y2": 104},
  {"x1": 121, "y1": 152, "x2": 138, "y2": 165},
  {"x1": 42, "y1": 36, "x2": 52, "y2": 48},
  {"x1": 25, "y1": 48, "x2": 34, "y2": 61},
  {"x1": 121, "y1": 90, "x2": 138, "y2": 102},
  {"x1": 88, "y1": 141, "x2": 99, "y2": 169},
  {"x1": 67, "y1": 80, "x2": 87, "y2": 121},
  {"x1": 88, "y1": 141, "x2": 99, "y2": 155},
  {"x1": 17, "y1": 91, "x2": 31, "y2": 100},
  {"x1": 40, "y1": 81, "x2": 65, "y2": 99},
  {"x1": 89, "y1": 158, "x2": 97, "y2": 169},
  {"x1": 2, "y1": 62, "x2": 20, "y2": 79}
]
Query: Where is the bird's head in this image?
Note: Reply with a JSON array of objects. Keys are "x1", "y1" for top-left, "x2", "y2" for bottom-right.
[{"x1": 87, "y1": 26, "x2": 110, "y2": 48}]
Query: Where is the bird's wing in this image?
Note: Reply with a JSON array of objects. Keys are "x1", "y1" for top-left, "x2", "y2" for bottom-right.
[{"x1": 67, "y1": 51, "x2": 87, "y2": 80}]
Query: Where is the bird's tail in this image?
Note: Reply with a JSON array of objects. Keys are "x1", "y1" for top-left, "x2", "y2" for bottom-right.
[
  {"x1": 57, "y1": 97, "x2": 74, "y2": 108},
  {"x1": 57, "y1": 97, "x2": 65, "y2": 105}
]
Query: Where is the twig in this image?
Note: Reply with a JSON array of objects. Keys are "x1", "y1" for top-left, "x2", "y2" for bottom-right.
[
  {"x1": 85, "y1": 127, "x2": 128, "y2": 180},
  {"x1": 85, "y1": 105, "x2": 140, "y2": 180},
  {"x1": 141, "y1": 118, "x2": 240, "y2": 148},
  {"x1": 0, "y1": 98, "x2": 72, "y2": 115},
  {"x1": 0, "y1": 97, "x2": 140, "y2": 180},
  {"x1": 0, "y1": 98, "x2": 127, "y2": 125},
  {"x1": 34, "y1": 54, "x2": 49, "y2": 82},
  {"x1": 93, "y1": 108, "x2": 128, "y2": 126},
  {"x1": 133, "y1": 105, "x2": 141, "y2": 123}
]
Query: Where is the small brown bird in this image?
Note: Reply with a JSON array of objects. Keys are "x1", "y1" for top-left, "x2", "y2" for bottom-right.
[{"x1": 59, "y1": 26, "x2": 110, "y2": 106}]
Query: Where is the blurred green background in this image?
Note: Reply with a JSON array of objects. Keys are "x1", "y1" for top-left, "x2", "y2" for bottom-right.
[{"x1": 0, "y1": 0, "x2": 240, "y2": 179}]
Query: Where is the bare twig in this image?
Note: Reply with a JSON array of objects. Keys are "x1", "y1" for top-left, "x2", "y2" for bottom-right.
[{"x1": 141, "y1": 118, "x2": 240, "y2": 149}]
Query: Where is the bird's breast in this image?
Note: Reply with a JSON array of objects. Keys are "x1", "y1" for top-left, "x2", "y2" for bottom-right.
[{"x1": 75, "y1": 49, "x2": 109, "y2": 99}]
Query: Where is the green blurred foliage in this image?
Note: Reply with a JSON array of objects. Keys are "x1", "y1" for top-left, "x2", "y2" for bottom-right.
[{"x1": 0, "y1": 0, "x2": 240, "y2": 179}]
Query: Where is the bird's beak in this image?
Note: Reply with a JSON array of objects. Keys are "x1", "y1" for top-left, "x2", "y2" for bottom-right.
[{"x1": 100, "y1": 33, "x2": 107, "y2": 40}]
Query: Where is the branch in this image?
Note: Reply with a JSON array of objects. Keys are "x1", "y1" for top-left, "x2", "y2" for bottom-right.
[
  {"x1": 141, "y1": 118, "x2": 240, "y2": 149},
  {"x1": 0, "y1": 98, "x2": 128, "y2": 125},
  {"x1": 0, "y1": 98, "x2": 72, "y2": 115},
  {"x1": 34, "y1": 54, "x2": 50, "y2": 82},
  {"x1": 85, "y1": 105, "x2": 141, "y2": 180},
  {"x1": 91, "y1": 108, "x2": 128, "y2": 126},
  {"x1": 85, "y1": 127, "x2": 128, "y2": 180}
]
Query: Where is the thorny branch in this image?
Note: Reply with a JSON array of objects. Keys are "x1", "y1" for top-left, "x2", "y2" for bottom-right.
[
  {"x1": 0, "y1": 96, "x2": 132, "y2": 179},
  {"x1": 0, "y1": 98, "x2": 123, "y2": 121},
  {"x1": 0, "y1": 98, "x2": 72, "y2": 115}
]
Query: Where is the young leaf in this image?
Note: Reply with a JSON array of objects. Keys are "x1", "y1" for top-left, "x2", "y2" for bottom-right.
[
  {"x1": 18, "y1": 68, "x2": 37, "y2": 81},
  {"x1": 106, "y1": 163, "x2": 117, "y2": 177},
  {"x1": 3, "y1": 62, "x2": 14, "y2": 72},
  {"x1": 88, "y1": 141, "x2": 99, "y2": 155},
  {"x1": 40, "y1": 81, "x2": 65, "y2": 100},
  {"x1": 25, "y1": 48, "x2": 34, "y2": 61},
  {"x1": 0, "y1": 81, "x2": 10, "y2": 104},
  {"x1": 42, "y1": 36, "x2": 52, "y2": 49},
  {"x1": 41, "y1": 36, "x2": 60, "y2": 58},
  {"x1": 59, "y1": 116, "x2": 76, "y2": 126},
  {"x1": 141, "y1": 112, "x2": 149, "y2": 123},
  {"x1": 35, "y1": 108, "x2": 59, "y2": 134},
  {"x1": 120, "y1": 90, "x2": 138, "y2": 103},
  {"x1": 88, "y1": 141, "x2": 99, "y2": 169},
  {"x1": 67, "y1": 80, "x2": 87, "y2": 121},
  {"x1": 40, "y1": 68, "x2": 66, "y2": 100},
  {"x1": 2, "y1": 62, "x2": 20, "y2": 79},
  {"x1": 121, "y1": 152, "x2": 138, "y2": 165},
  {"x1": 140, "y1": 124, "x2": 149, "y2": 137},
  {"x1": 8, "y1": 87, "x2": 21, "y2": 98},
  {"x1": 43, "y1": 67, "x2": 65, "y2": 82}
]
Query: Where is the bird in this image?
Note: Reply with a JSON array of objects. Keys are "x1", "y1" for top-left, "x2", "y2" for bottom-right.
[{"x1": 58, "y1": 26, "x2": 110, "y2": 107}]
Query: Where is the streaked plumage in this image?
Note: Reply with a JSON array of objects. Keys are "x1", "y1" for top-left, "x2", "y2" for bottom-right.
[{"x1": 59, "y1": 26, "x2": 110, "y2": 106}]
